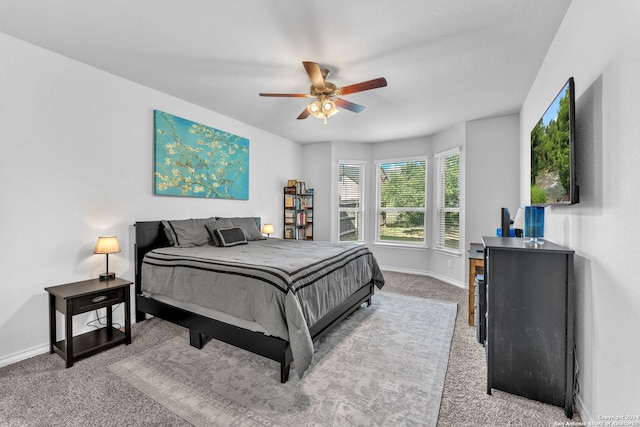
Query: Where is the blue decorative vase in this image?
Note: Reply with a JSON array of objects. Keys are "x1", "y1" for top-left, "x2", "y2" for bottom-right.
[{"x1": 524, "y1": 206, "x2": 545, "y2": 243}]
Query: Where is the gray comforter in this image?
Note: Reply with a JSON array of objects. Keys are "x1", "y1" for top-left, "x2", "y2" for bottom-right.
[{"x1": 141, "y1": 239, "x2": 385, "y2": 378}]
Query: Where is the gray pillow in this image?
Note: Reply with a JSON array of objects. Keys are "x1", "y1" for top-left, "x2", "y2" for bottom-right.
[
  {"x1": 161, "y1": 218, "x2": 214, "y2": 247},
  {"x1": 217, "y1": 217, "x2": 265, "y2": 241},
  {"x1": 213, "y1": 227, "x2": 248, "y2": 247},
  {"x1": 204, "y1": 219, "x2": 234, "y2": 247}
]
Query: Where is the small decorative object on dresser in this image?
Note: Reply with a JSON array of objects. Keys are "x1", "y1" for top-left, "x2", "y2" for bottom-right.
[
  {"x1": 524, "y1": 205, "x2": 545, "y2": 244},
  {"x1": 45, "y1": 277, "x2": 132, "y2": 367}
]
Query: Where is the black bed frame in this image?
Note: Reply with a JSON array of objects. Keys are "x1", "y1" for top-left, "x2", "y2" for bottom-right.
[{"x1": 134, "y1": 220, "x2": 375, "y2": 382}]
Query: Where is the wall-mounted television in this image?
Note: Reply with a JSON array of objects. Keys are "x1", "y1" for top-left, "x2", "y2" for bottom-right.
[{"x1": 530, "y1": 77, "x2": 579, "y2": 205}]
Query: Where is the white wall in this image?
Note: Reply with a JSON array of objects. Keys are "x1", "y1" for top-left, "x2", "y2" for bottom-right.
[
  {"x1": 465, "y1": 114, "x2": 520, "y2": 284},
  {"x1": 300, "y1": 142, "x2": 332, "y2": 241},
  {"x1": 466, "y1": 115, "x2": 521, "y2": 239},
  {"x1": 519, "y1": 0, "x2": 640, "y2": 418},
  {"x1": 0, "y1": 33, "x2": 299, "y2": 365}
]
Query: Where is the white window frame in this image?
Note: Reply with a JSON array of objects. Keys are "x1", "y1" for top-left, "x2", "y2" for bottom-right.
[
  {"x1": 338, "y1": 161, "x2": 365, "y2": 242},
  {"x1": 435, "y1": 147, "x2": 461, "y2": 254},
  {"x1": 375, "y1": 157, "x2": 427, "y2": 247}
]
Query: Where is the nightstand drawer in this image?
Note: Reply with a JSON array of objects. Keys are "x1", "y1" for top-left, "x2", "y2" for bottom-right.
[{"x1": 72, "y1": 288, "x2": 124, "y2": 314}]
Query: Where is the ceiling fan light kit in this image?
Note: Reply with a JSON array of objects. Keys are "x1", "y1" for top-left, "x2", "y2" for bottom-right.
[
  {"x1": 307, "y1": 97, "x2": 338, "y2": 125},
  {"x1": 259, "y1": 61, "x2": 387, "y2": 125}
]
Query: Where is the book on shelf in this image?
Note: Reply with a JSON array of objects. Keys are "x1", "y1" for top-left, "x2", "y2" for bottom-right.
[
  {"x1": 285, "y1": 183, "x2": 313, "y2": 196},
  {"x1": 285, "y1": 196, "x2": 294, "y2": 208},
  {"x1": 297, "y1": 212, "x2": 306, "y2": 225},
  {"x1": 297, "y1": 228, "x2": 307, "y2": 240},
  {"x1": 285, "y1": 212, "x2": 295, "y2": 224}
]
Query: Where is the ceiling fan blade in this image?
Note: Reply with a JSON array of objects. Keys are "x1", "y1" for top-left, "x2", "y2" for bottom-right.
[
  {"x1": 303, "y1": 61, "x2": 326, "y2": 90},
  {"x1": 334, "y1": 98, "x2": 365, "y2": 113},
  {"x1": 297, "y1": 107, "x2": 311, "y2": 120},
  {"x1": 337, "y1": 77, "x2": 388, "y2": 96},
  {"x1": 259, "y1": 93, "x2": 308, "y2": 97}
]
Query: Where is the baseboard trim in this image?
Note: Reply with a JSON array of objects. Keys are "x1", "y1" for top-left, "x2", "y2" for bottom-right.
[
  {"x1": 574, "y1": 394, "x2": 588, "y2": 423},
  {"x1": 380, "y1": 266, "x2": 466, "y2": 289},
  {"x1": 0, "y1": 344, "x2": 50, "y2": 369}
]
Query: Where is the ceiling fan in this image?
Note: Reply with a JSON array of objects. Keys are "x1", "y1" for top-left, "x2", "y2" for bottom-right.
[{"x1": 259, "y1": 61, "x2": 387, "y2": 124}]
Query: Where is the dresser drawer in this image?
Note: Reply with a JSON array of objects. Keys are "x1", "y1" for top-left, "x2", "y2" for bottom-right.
[{"x1": 72, "y1": 288, "x2": 125, "y2": 314}]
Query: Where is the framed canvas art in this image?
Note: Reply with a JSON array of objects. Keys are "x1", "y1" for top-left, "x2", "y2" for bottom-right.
[{"x1": 154, "y1": 110, "x2": 249, "y2": 199}]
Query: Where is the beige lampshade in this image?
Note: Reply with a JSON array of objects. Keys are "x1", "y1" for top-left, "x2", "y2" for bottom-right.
[
  {"x1": 262, "y1": 224, "x2": 274, "y2": 235},
  {"x1": 94, "y1": 236, "x2": 121, "y2": 254}
]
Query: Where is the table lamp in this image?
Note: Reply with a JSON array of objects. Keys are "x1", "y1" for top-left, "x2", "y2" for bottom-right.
[
  {"x1": 262, "y1": 223, "x2": 274, "y2": 238},
  {"x1": 94, "y1": 236, "x2": 121, "y2": 280}
]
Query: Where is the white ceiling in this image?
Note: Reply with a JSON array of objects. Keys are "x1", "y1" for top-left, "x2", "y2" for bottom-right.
[{"x1": 0, "y1": 0, "x2": 571, "y2": 144}]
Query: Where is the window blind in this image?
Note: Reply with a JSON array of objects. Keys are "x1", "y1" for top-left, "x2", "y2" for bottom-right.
[
  {"x1": 377, "y1": 159, "x2": 427, "y2": 244},
  {"x1": 436, "y1": 149, "x2": 460, "y2": 251},
  {"x1": 338, "y1": 162, "x2": 364, "y2": 241}
]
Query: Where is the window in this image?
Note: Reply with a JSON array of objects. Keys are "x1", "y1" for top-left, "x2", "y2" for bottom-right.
[
  {"x1": 338, "y1": 162, "x2": 364, "y2": 241},
  {"x1": 376, "y1": 158, "x2": 427, "y2": 245},
  {"x1": 435, "y1": 148, "x2": 460, "y2": 252}
]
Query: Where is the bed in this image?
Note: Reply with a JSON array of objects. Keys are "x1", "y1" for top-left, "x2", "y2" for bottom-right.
[{"x1": 134, "y1": 218, "x2": 384, "y2": 382}]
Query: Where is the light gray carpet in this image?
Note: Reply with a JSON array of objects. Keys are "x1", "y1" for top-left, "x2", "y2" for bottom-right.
[
  {"x1": 108, "y1": 292, "x2": 457, "y2": 427},
  {"x1": 0, "y1": 272, "x2": 580, "y2": 426},
  {"x1": 382, "y1": 271, "x2": 581, "y2": 426}
]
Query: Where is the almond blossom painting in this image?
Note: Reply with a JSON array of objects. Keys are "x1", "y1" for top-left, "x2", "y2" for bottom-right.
[{"x1": 154, "y1": 110, "x2": 249, "y2": 199}]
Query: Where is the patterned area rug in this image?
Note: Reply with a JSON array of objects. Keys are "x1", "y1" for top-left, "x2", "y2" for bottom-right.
[{"x1": 109, "y1": 291, "x2": 457, "y2": 426}]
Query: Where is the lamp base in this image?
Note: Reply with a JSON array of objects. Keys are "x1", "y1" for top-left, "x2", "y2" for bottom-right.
[{"x1": 99, "y1": 272, "x2": 116, "y2": 281}]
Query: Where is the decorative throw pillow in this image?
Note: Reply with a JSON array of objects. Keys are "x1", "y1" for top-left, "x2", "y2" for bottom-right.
[
  {"x1": 204, "y1": 219, "x2": 234, "y2": 247},
  {"x1": 216, "y1": 217, "x2": 266, "y2": 241},
  {"x1": 161, "y1": 218, "x2": 214, "y2": 247},
  {"x1": 213, "y1": 227, "x2": 248, "y2": 247},
  {"x1": 161, "y1": 220, "x2": 177, "y2": 246}
]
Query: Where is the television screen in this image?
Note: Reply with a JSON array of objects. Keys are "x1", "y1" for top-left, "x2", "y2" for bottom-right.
[{"x1": 530, "y1": 77, "x2": 578, "y2": 205}]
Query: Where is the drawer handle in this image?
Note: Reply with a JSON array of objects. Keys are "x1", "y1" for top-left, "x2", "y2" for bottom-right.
[{"x1": 91, "y1": 295, "x2": 108, "y2": 304}]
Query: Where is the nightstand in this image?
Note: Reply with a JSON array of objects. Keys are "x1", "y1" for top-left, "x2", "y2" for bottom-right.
[{"x1": 45, "y1": 277, "x2": 132, "y2": 367}]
